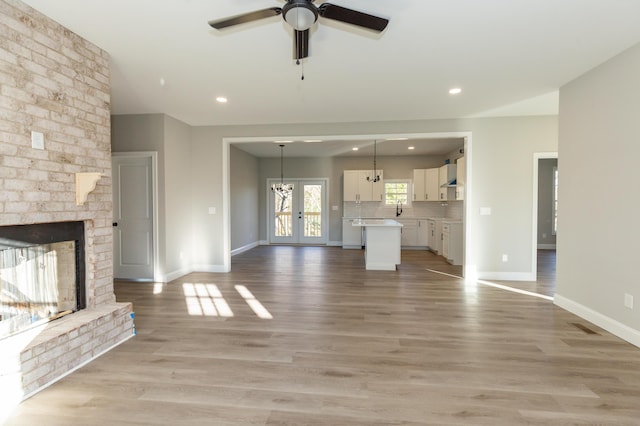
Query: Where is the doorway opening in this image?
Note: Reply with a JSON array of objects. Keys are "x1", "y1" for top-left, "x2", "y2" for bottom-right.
[{"x1": 532, "y1": 152, "x2": 558, "y2": 290}]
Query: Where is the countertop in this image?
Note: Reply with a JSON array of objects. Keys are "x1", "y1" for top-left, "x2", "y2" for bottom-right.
[{"x1": 351, "y1": 219, "x2": 403, "y2": 227}]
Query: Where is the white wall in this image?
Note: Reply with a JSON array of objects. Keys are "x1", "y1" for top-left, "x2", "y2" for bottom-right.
[{"x1": 556, "y1": 42, "x2": 640, "y2": 346}]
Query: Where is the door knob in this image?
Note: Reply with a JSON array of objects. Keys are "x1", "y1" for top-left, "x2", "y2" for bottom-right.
[{"x1": 112, "y1": 222, "x2": 118, "y2": 227}]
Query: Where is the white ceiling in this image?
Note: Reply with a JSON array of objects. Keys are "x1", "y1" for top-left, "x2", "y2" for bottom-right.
[{"x1": 19, "y1": 0, "x2": 640, "y2": 156}]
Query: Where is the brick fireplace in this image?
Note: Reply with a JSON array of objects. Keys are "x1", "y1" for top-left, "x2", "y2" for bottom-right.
[{"x1": 0, "y1": 0, "x2": 133, "y2": 402}]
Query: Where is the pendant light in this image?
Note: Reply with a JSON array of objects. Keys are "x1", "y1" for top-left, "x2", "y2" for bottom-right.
[
  {"x1": 367, "y1": 140, "x2": 381, "y2": 182},
  {"x1": 271, "y1": 144, "x2": 293, "y2": 194}
]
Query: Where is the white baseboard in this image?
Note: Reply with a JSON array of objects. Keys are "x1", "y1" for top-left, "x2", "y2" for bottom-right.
[
  {"x1": 231, "y1": 241, "x2": 259, "y2": 256},
  {"x1": 477, "y1": 271, "x2": 536, "y2": 281},
  {"x1": 190, "y1": 264, "x2": 227, "y2": 273},
  {"x1": 259, "y1": 240, "x2": 269, "y2": 245},
  {"x1": 327, "y1": 240, "x2": 342, "y2": 247},
  {"x1": 164, "y1": 267, "x2": 193, "y2": 283},
  {"x1": 554, "y1": 294, "x2": 640, "y2": 349},
  {"x1": 537, "y1": 244, "x2": 557, "y2": 250}
]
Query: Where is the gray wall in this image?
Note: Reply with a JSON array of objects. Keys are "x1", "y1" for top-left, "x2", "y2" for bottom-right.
[
  {"x1": 537, "y1": 158, "x2": 557, "y2": 247},
  {"x1": 556, "y1": 42, "x2": 640, "y2": 345},
  {"x1": 163, "y1": 116, "x2": 193, "y2": 277},
  {"x1": 185, "y1": 116, "x2": 557, "y2": 279},
  {"x1": 230, "y1": 145, "x2": 259, "y2": 250},
  {"x1": 111, "y1": 114, "x2": 194, "y2": 280}
]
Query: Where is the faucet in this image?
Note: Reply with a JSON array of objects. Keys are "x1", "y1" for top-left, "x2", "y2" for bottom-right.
[{"x1": 396, "y1": 201, "x2": 403, "y2": 217}]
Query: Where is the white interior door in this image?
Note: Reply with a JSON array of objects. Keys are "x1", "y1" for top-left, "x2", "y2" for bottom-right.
[
  {"x1": 112, "y1": 154, "x2": 155, "y2": 280},
  {"x1": 268, "y1": 179, "x2": 327, "y2": 245}
]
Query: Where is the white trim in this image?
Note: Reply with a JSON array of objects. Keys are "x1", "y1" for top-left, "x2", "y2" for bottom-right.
[
  {"x1": 259, "y1": 240, "x2": 269, "y2": 245},
  {"x1": 191, "y1": 264, "x2": 228, "y2": 273},
  {"x1": 223, "y1": 142, "x2": 231, "y2": 272},
  {"x1": 164, "y1": 267, "x2": 193, "y2": 283},
  {"x1": 231, "y1": 241, "x2": 259, "y2": 256},
  {"x1": 554, "y1": 294, "x2": 640, "y2": 349},
  {"x1": 327, "y1": 240, "x2": 342, "y2": 247},
  {"x1": 532, "y1": 152, "x2": 558, "y2": 283},
  {"x1": 111, "y1": 151, "x2": 160, "y2": 282},
  {"x1": 477, "y1": 271, "x2": 536, "y2": 281}
]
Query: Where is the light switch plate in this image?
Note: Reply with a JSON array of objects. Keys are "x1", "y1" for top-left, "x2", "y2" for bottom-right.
[
  {"x1": 31, "y1": 131, "x2": 44, "y2": 150},
  {"x1": 480, "y1": 207, "x2": 492, "y2": 216},
  {"x1": 208, "y1": 207, "x2": 216, "y2": 215}
]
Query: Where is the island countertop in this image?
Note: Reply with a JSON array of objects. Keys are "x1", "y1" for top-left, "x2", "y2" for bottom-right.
[{"x1": 351, "y1": 219, "x2": 403, "y2": 227}]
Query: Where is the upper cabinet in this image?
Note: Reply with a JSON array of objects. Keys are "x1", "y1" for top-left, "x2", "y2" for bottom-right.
[
  {"x1": 413, "y1": 168, "x2": 439, "y2": 201},
  {"x1": 439, "y1": 164, "x2": 457, "y2": 201},
  {"x1": 344, "y1": 170, "x2": 384, "y2": 202},
  {"x1": 456, "y1": 157, "x2": 465, "y2": 201}
]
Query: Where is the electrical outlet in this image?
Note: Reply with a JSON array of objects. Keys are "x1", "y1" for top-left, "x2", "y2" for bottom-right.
[
  {"x1": 624, "y1": 293, "x2": 634, "y2": 309},
  {"x1": 542, "y1": 233, "x2": 547, "y2": 239},
  {"x1": 502, "y1": 254, "x2": 508, "y2": 262}
]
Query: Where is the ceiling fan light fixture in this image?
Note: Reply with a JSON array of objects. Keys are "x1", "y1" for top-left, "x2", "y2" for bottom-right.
[{"x1": 283, "y1": 1, "x2": 318, "y2": 30}]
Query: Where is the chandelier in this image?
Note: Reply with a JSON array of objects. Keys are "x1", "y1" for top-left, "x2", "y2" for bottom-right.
[
  {"x1": 271, "y1": 144, "x2": 293, "y2": 194},
  {"x1": 366, "y1": 140, "x2": 381, "y2": 182}
]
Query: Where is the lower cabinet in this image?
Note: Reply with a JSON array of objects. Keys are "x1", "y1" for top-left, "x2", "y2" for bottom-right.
[
  {"x1": 417, "y1": 219, "x2": 429, "y2": 247},
  {"x1": 398, "y1": 219, "x2": 417, "y2": 247},
  {"x1": 442, "y1": 221, "x2": 463, "y2": 265},
  {"x1": 427, "y1": 218, "x2": 443, "y2": 255},
  {"x1": 342, "y1": 218, "x2": 363, "y2": 248}
]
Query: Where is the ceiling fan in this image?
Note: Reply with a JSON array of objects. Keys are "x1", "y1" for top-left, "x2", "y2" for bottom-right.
[{"x1": 208, "y1": 0, "x2": 389, "y2": 61}]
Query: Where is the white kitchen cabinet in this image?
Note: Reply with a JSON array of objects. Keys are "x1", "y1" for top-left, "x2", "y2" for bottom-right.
[
  {"x1": 417, "y1": 219, "x2": 429, "y2": 247},
  {"x1": 442, "y1": 221, "x2": 463, "y2": 265},
  {"x1": 398, "y1": 219, "x2": 417, "y2": 247},
  {"x1": 427, "y1": 218, "x2": 443, "y2": 254},
  {"x1": 342, "y1": 218, "x2": 363, "y2": 248},
  {"x1": 438, "y1": 164, "x2": 457, "y2": 201},
  {"x1": 413, "y1": 168, "x2": 439, "y2": 201},
  {"x1": 456, "y1": 157, "x2": 465, "y2": 201},
  {"x1": 343, "y1": 170, "x2": 384, "y2": 202}
]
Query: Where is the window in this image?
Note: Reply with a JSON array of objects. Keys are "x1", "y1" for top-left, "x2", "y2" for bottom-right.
[
  {"x1": 384, "y1": 180, "x2": 411, "y2": 206},
  {"x1": 552, "y1": 166, "x2": 558, "y2": 235}
]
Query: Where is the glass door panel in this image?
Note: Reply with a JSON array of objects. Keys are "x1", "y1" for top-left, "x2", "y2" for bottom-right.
[{"x1": 269, "y1": 179, "x2": 327, "y2": 245}]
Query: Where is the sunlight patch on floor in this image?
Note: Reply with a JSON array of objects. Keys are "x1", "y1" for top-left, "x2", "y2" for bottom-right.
[
  {"x1": 182, "y1": 283, "x2": 234, "y2": 317},
  {"x1": 235, "y1": 285, "x2": 273, "y2": 319},
  {"x1": 426, "y1": 269, "x2": 554, "y2": 301}
]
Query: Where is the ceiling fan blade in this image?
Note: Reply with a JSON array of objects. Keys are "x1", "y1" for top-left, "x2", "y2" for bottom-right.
[
  {"x1": 318, "y1": 3, "x2": 388, "y2": 32},
  {"x1": 293, "y1": 29, "x2": 310, "y2": 59},
  {"x1": 208, "y1": 7, "x2": 282, "y2": 29}
]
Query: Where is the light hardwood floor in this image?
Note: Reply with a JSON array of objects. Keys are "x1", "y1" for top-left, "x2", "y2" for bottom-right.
[{"x1": 6, "y1": 247, "x2": 640, "y2": 425}]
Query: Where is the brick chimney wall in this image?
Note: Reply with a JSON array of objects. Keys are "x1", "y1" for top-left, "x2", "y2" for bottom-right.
[{"x1": 0, "y1": 0, "x2": 133, "y2": 398}]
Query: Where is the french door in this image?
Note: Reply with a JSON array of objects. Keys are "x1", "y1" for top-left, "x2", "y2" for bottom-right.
[{"x1": 268, "y1": 179, "x2": 327, "y2": 244}]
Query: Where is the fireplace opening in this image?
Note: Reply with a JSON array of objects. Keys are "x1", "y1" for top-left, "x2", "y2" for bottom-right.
[{"x1": 0, "y1": 221, "x2": 85, "y2": 339}]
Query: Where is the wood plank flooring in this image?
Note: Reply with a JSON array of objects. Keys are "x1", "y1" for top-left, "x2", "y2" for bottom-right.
[{"x1": 6, "y1": 246, "x2": 640, "y2": 425}]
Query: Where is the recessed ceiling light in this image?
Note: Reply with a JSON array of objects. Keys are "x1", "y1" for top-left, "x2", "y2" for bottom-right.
[
  {"x1": 352, "y1": 147, "x2": 359, "y2": 151},
  {"x1": 386, "y1": 137, "x2": 408, "y2": 141},
  {"x1": 274, "y1": 140, "x2": 293, "y2": 144},
  {"x1": 303, "y1": 139, "x2": 322, "y2": 143},
  {"x1": 159, "y1": 78, "x2": 166, "y2": 87},
  {"x1": 408, "y1": 146, "x2": 415, "y2": 150},
  {"x1": 449, "y1": 88, "x2": 462, "y2": 95},
  {"x1": 216, "y1": 96, "x2": 228, "y2": 103}
]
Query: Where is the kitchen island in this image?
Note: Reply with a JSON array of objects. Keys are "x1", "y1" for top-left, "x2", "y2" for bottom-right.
[{"x1": 352, "y1": 219, "x2": 403, "y2": 270}]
